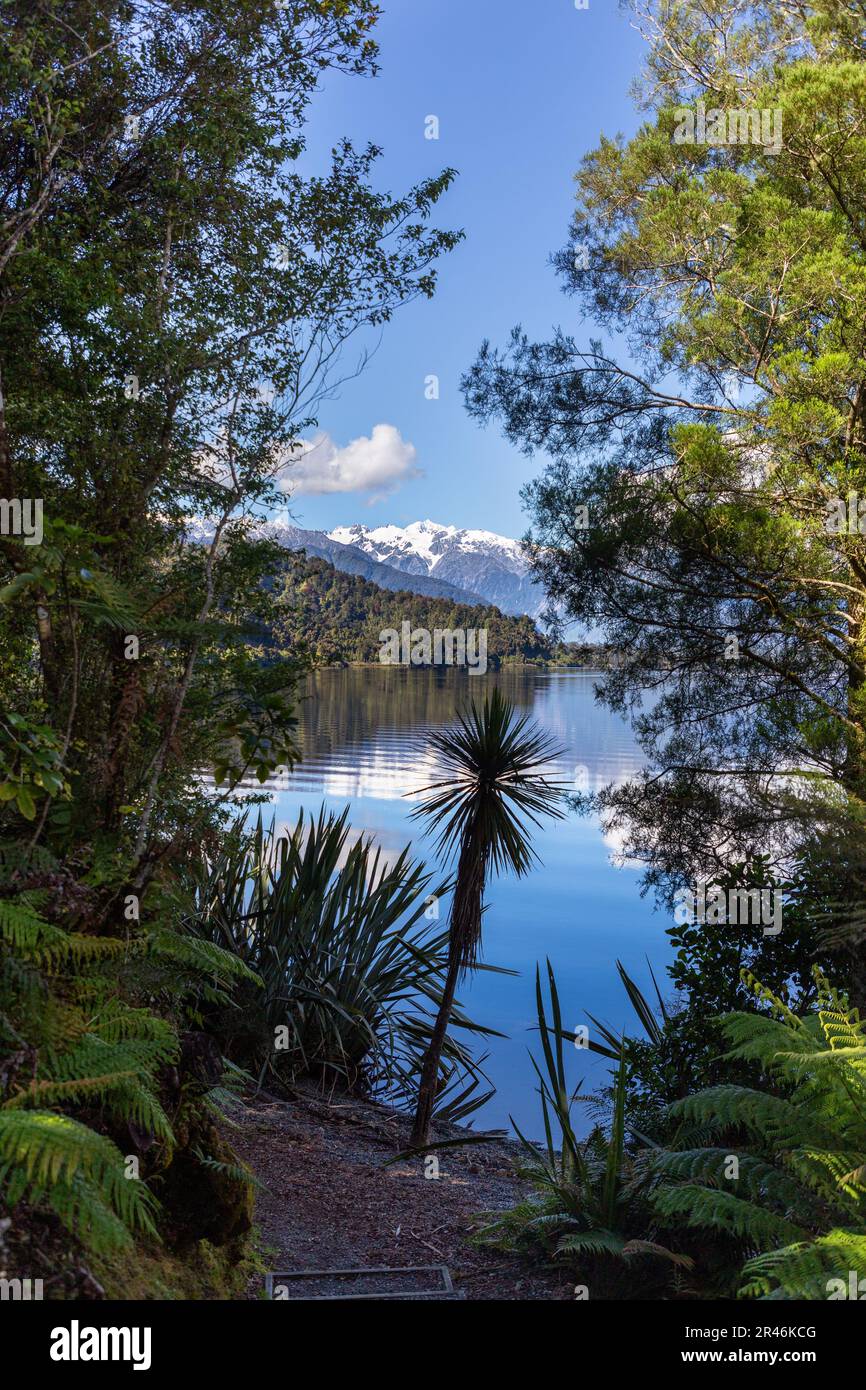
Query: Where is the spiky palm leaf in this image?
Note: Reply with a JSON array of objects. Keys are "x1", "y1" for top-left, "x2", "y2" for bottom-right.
[
  {"x1": 411, "y1": 689, "x2": 565, "y2": 971},
  {"x1": 183, "y1": 806, "x2": 499, "y2": 1110}
]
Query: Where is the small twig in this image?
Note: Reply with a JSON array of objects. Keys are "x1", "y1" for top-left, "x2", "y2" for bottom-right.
[{"x1": 407, "y1": 1230, "x2": 445, "y2": 1258}]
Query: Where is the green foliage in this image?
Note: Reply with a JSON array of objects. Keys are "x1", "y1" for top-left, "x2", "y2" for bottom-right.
[
  {"x1": 0, "y1": 1111, "x2": 158, "y2": 1253},
  {"x1": 461, "y1": 0, "x2": 866, "y2": 999},
  {"x1": 0, "y1": 834, "x2": 266, "y2": 1258},
  {"x1": 0, "y1": 712, "x2": 71, "y2": 820},
  {"x1": 0, "y1": 0, "x2": 459, "y2": 1283},
  {"x1": 182, "y1": 808, "x2": 497, "y2": 1116},
  {"x1": 478, "y1": 962, "x2": 690, "y2": 1297},
  {"x1": 593, "y1": 858, "x2": 834, "y2": 1140},
  {"x1": 650, "y1": 968, "x2": 866, "y2": 1298},
  {"x1": 0, "y1": 891, "x2": 171, "y2": 1253},
  {"x1": 0, "y1": 895, "x2": 126, "y2": 968},
  {"x1": 275, "y1": 551, "x2": 559, "y2": 667},
  {"x1": 0, "y1": 0, "x2": 458, "y2": 861}
]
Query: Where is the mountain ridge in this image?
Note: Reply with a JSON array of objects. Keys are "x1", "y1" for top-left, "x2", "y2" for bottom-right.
[
  {"x1": 274, "y1": 551, "x2": 555, "y2": 668},
  {"x1": 183, "y1": 516, "x2": 489, "y2": 607},
  {"x1": 325, "y1": 519, "x2": 545, "y2": 618}
]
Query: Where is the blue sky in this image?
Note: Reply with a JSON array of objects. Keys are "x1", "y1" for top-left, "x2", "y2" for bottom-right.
[{"x1": 286, "y1": 0, "x2": 645, "y2": 540}]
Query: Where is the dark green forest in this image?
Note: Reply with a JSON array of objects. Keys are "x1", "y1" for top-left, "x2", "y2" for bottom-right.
[{"x1": 273, "y1": 551, "x2": 598, "y2": 667}]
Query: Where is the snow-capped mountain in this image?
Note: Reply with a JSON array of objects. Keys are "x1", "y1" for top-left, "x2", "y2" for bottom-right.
[
  {"x1": 266, "y1": 521, "x2": 489, "y2": 605},
  {"x1": 182, "y1": 515, "x2": 547, "y2": 617},
  {"x1": 182, "y1": 516, "x2": 487, "y2": 606},
  {"x1": 327, "y1": 520, "x2": 545, "y2": 618}
]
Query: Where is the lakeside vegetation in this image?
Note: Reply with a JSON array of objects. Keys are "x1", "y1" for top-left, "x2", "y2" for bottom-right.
[
  {"x1": 274, "y1": 550, "x2": 612, "y2": 668},
  {"x1": 1, "y1": 0, "x2": 866, "y2": 1310},
  {"x1": 0, "y1": 0, "x2": 460, "y2": 1297}
]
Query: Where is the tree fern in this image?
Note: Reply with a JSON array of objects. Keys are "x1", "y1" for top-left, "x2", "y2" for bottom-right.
[
  {"x1": 651, "y1": 967, "x2": 866, "y2": 1297},
  {"x1": 653, "y1": 1148, "x2": 818, "y2": 1213},
  {"x1": 653, "y1": 1182, "x2": 808, "y2": 1246}
]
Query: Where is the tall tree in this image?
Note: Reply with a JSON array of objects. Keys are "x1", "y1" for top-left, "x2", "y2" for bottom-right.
[
  {"x1": 462, "y1": 0, "x2": 866, "y2": 988},
  {"x1": 410, "y1": 690, "x2": 563, "y2": 1148},
  {"x1": 0, "y1": 0, "x2": 461, "y2": 1280},
  {"x1": 0, "y1": 0, "x2": 460, "y2": 906}
]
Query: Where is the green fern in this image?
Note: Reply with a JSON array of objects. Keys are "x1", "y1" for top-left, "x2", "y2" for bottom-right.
[
  {"x1": 651, "y1": 967, "x2": 866, "y2": 1298},
  {"x1": 0, "y1": 897, "x2": 127, "y2": 968},
  {"x1": 0, "y1": 1111, "x2": 158, "y2": 1253},
  {"x1": 740, "y1": 1231, "x2": 866, "y2": 1300},
  {"x1": 652, "y1": 1182, "x2": 808, "y2": 1246},
  {"x1": 0, "y1": 835, "x2": 266, "y2": 1268},
  {"x1": 0, "y1": 895, "x2": 187, "y2": 1250},
  {"x1": 191, "y1": 1148, "x2": 263, "y2": 1192}
]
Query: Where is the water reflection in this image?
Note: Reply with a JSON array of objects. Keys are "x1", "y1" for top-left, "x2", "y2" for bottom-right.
[
  {"x1": 283, "y1": 666, "x2": 643, "y2": 798},
  {"x1": 256, "y1": 667, "x2": 673, "y2": 1136}
]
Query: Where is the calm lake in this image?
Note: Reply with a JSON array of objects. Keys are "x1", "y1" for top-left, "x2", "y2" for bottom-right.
[{"x1": 261, "y1": 666, "x2": 673, "y2": 1138}]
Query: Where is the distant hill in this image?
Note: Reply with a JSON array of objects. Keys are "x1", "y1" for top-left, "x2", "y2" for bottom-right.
[{"x1": 273, "y1": 552, "x2": 556, "y2": 667}]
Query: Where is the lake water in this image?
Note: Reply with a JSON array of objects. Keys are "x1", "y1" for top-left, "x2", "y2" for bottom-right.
[{"x1": 260, "y1": 666, "x2": 673, "y2": 1138}]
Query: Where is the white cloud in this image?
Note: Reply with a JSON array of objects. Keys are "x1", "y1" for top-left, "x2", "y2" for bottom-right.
[{"x1": 279, "y1": 424, "x2": 420, "y2": 500}]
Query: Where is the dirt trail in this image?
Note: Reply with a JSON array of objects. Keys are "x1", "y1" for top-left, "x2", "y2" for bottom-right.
[{"x1": 230, "y1": 1084, "x2": 569, "y2": 1301}]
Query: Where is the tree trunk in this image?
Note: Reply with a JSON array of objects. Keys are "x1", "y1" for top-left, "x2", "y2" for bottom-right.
[{"x1": 410, "y1": 946, "x2": 463, "y2": 1149}]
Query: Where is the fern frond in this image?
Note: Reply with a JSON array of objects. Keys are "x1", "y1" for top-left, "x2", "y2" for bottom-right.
[
  {"x1": 192, "y1": 1148, "x2": 261, "y2": 1190},
  {"x1": 719, "y1": 1011, "x2": 819, "y2": 1070},
  {"x1": 0, "y1": 897, "x2": 69, "y2": 963},
  {"x1": 652, "y1": 1182, "x2": 807, "y2": 1245},
  {"x1": 741, "y1": 1230, "x2": 866, "y2": 1300},
  {"x1": 555, "y1": 1228, "x2": 627, "y2": 1258},
  {"x1": 105, "y1": 1080, "x2": 174, "y2": 1146},
  {"x1": 0, "y1": 1111, "x2": 158, "y2": 1253},
  {"x1": 669, "y1": 1085, "x2": 816, "y2": 1145},
  {"x1": 4, "y1": 1072, "x2": 140, "y2": 1108},
  {"x1": 90, "y1": 1002, "x2": 178, "y2": 1049},
  {"x1": 651, "y1": 1148, "x2": 816, "y2": 1213},
  {"x1": 739, "y1": 970, "x2": 803, "y2": 1027},
  {"x1": 621, "y1": 1238, "x2": 694, "y2": 1267},
  {"x1": 0, "y1": 899, "x2": 129, "y2": 969},
  {"x1": 147, "y1": 929, "x2": 262, "y2": 987}
]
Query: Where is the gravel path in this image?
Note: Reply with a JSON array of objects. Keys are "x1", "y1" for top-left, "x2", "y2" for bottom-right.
[{"x1": 229, "y1": 1084, "x2": 570, "y2": 1301}]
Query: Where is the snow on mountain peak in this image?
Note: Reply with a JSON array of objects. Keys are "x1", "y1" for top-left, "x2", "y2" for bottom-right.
[
  {"x1": 323, "y1": 519, "x2": 542, "y2": 616},
  {"x1": 327, "y1": 519, "x2": 523, "y2": 571}
]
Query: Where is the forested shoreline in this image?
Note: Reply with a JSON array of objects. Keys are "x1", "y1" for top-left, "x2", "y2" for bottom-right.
[{"x1": 273, "y1": 550, "x2": 612, "y2": 668}]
